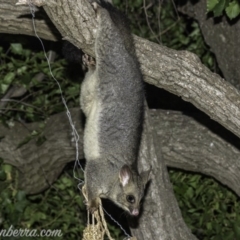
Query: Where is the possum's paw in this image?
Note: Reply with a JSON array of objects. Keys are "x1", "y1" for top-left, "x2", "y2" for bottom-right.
[
  {"x1": 82, "y1": 54, "x2": 96, "y2": 69},
  {"x1": 87, "y1": 197, "x2": 100, "y2": 214}
]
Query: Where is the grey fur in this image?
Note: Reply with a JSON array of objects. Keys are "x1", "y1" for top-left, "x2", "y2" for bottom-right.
[{"x1": 81, "y1": 1, "x2": 150, "y2": 216}]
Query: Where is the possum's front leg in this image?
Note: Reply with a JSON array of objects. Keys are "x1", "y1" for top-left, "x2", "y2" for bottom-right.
[
  {"x1": 84, "y1": 160, "x2": 103, "y2": 213},
  {"x1": 86, "y1": 188, "x2": 101, "y2": 213},
  {"x1": 82, "y1": 184, "x2": 101, "y2": 213}
]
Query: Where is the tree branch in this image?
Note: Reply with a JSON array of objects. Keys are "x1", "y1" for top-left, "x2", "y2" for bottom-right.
[
  {"x1": 151, "y1": 109, "x2": 240, "y2": 197},
  {"x1": 0, "y1": 0, "x2": 59, "y2": 40},
  {"x1": 1, "y1": 108, "x2": 240, "y2": 197},
  {"x1": 6, "y1": 0, "x2": 240, "y2": 140},
  {"x1": 136, "y1": 37, "x2": 240, "y2": 140},
  {"x1": 0, "y1": 108, "x2": 83, "y2": 194}
]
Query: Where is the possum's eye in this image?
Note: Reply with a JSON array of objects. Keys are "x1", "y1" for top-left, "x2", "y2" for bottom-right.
[{"x1": 126, "y1": 195, "x2": 135, "y2": 204}]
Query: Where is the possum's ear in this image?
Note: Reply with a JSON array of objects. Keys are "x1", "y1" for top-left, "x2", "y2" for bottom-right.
[{"x1": 119, "y1": 165, "x2": 132, "y2": 187}]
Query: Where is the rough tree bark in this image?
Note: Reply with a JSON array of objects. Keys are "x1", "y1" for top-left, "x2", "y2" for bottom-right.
[
  {"x1": 0, "y1": 1, "x2": 59, "y2": 40},
  {"x1": 1, "y1": 109, "x2": 240, "y2": 197},
  {"x1": 178, "y1": 0, "x2": 240, "y2": 89},
  {"x1": 1, "y1": 0, "x2": 240, "y2": 138},
  {"x1": 0, "y1": 108, "x2": 84, "y2": 194},
  {"x1": 0, "y1": 0, "x2": 240, "y2": 239}
]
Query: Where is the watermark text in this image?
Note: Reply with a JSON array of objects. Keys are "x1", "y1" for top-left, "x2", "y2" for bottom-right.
[{"x1": 0, "y1": 225, "x2": 62, "y2": 238}]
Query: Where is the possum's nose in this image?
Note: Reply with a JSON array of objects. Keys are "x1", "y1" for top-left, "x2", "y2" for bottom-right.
[{"x1": 131, "y1": 209, "x2": 139, "y2": 216}]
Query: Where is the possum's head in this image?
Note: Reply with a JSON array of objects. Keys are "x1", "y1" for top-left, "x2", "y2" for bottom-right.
[{"x1": 110, "y1": 165, "x2": 151, "y2": 216}]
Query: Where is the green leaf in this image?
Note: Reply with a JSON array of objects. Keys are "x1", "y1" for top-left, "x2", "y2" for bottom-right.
[
  {"x1": 16, "y1": 190, "x2": 26, "y2": 202},
  {"x1": 10, "y1": 43, "x2": 23, "y2": 55},
  {"x1": 185, "y1": 187, "x2": 194, "y2": 198},
  {"x1": 226, "y1": 1, "x2": 240, "y2": 19},
  {"x1": 3, "y1": 72, "x2": 15, "y2": 84},
  {"x1": 17, "y1": 66, "x2": 27, "y2": 75},
  {"x1": 61, "y1": 177, "x2": 73, "y2": 187},
  {"x1": 56, "y1": 183, "x2": 66, "y2": 190},
  {"x1": 207, "y1": 0, "x2": 219, "y2": 12},
  {"x1": 207, "y1": 222, "x2": 213, "y2": 230},
  {"x1": 7, "y1": 62, "x2": 14, "y2": 70},
  {"x1": 0, "y1": 84, "x2": 9, "y2": 94},
  {"x1": 213, "y1": 0, "x2": 226, "y2": 16},
  {"x1": 2, "y1": 164, "x2": 12, "y2": 173}
]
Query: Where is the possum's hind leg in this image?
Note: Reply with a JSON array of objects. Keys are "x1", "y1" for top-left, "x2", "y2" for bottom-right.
[{"x1": 80, "y1": 54, "x2": 97, "y2": 116}]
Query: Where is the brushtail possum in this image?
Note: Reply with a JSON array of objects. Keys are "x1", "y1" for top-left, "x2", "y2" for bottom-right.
[{"x1": 81, "y1": 0, "x2": 150, "y2": 216}]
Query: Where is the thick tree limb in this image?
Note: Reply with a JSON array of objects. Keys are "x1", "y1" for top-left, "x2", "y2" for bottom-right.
[
  {"x1": 137, "y1": 37, "x2": 240, "y2": 140},
  {"x1": 3, "y1": 0, "x2": 239, "y2": 140},
  {"x1": 1, "y1": 108, "x2": 240, "y2": 197},
  {"x1": 0, "y1": 108, "x2": 83, "y2": 194},
  {"x1": 0, "y1": 1, "x2": 59, "y2": 41},
  {"x1": 151, "y1": 109, "x2": 240, "y2": 197}
]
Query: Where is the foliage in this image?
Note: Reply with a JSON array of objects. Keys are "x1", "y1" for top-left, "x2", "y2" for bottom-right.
[
  {"x1": 0, "y1": 160, "x2": 85, "y2": 240},
  {"x1": 0, "y1": 36, "x2": 81, "y2": 147},
  {"x1": 0, "y1": 38, "x2": 80, "y2": 125},
  {"x1": 113, "y1": 0, "x2": 216, "y2": 71},
  {"x1": 170, "y1": 170, "x2": 240, "y2": 240},
  {"x1": 207, "y1": 0, "x2": 240, "y2": 19}
]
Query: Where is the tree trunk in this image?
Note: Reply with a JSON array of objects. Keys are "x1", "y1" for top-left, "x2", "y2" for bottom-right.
[{"x1": 130, "y1": 107, "x2": 197, "y2": 239}]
